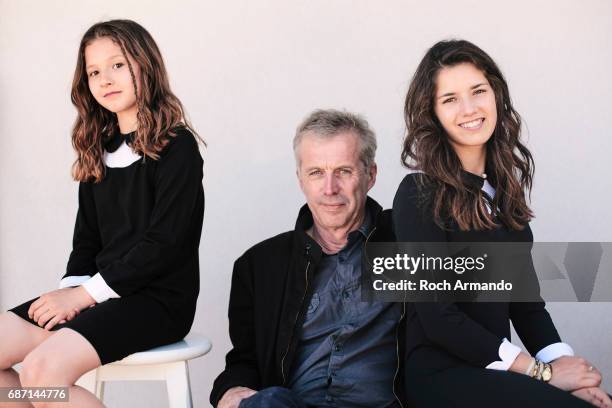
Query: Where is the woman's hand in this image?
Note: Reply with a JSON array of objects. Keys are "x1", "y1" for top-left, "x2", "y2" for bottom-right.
[
  {"x1": 27, "y1": 287, "x2": 96, "y2": 330},
  {"x1": 572, "y1": 387, "x2": 612, "y2": 408},
  {"x1": 549, "y1": 356, "x2": 602, "y2": 391}
]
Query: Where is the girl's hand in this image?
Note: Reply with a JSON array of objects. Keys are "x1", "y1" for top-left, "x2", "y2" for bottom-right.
[
  {"x1": 28, "y1": 287, "x2": 96, "y2": 330},
  {"x1": 572, "y1": 387, "x2": 612, "y2": 408},
  {"x1": 549, "y1": 356, "x2": 602, "y2": 391},
  {"x1": 58, "y1": 308, "x2": 81, "y2": 325}
]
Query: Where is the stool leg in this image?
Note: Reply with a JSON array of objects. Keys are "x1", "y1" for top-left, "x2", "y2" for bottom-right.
[
  {"x1": 165, "y1": 361, "x2": 192, "y2": 408},
  {"x1": 95, "y1": 380, "x2": 105, "y2": 400},
  {"x1": 76, "y1": 368, "x2": 99, "y2": 394}
]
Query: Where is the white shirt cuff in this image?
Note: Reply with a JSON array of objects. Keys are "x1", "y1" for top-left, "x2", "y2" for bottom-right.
[
  {"x1": 486, "y1": 338, "x2": 522, "y2": 370},
  {"x1": 59, "y1": 275, "x2": 92, "y2": 289},
  {"x1": 81, "y1": 273, "x2": 120, "y2": 303},
  {"x1": 536, "y1": 343, "x2": 574, "y2": 363}
]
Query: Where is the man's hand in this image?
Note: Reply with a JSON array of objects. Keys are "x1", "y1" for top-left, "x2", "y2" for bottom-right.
[
  {"x1": 572, "y1": 387, "x2": 612, "y2": 408},
  {"x1": 549, "y1": 356, "x2": 602, "y2": 391},
  {"x1": 27, "y1": 287, "x2": 96, "y2": 330},
  {"x1": 218, "y1": 386, "x2": 257, "y2": 408}
]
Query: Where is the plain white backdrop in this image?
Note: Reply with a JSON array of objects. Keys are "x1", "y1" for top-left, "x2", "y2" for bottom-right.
[{"x1": 1, "y1": 1, "x2": 611, "y2": 406}]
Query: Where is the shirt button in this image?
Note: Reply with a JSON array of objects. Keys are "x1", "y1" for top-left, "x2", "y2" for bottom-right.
[
  {"x1": 334, "y1": 344, "x2": 341, "y2": 352},
  {"x1": 343, "y1": 291, "x2": 350, "y2": 299}
]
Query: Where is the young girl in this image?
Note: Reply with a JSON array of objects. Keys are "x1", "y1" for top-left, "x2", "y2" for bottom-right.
[
  {"x1": 393, "y1": 40, "x2": 610, "y2": 407},
  {"x1": 0, "y1": 20, "x2": 204, "y2": 407}
]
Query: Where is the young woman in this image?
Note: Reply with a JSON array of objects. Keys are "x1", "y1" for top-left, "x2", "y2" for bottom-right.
[
  {"x1": 0, "y1": 20, "x2": 204, "y2": 408},
  {"x1": 393, "y1": 39, "x2": 610, "y2": 407}
]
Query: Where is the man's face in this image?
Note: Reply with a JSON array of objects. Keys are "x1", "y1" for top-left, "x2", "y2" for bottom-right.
[{"x1": 297, "y1": 131, "x2": 376, "y2": 233}]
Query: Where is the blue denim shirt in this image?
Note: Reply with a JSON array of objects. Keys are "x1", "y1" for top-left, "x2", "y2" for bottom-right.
[{"x1": 288, "y1": 211, "x2": 402, "y2": 407}]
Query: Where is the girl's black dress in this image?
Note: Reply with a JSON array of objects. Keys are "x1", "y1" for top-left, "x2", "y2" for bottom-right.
[
  {"x1": 10, "y1": 127, "x2": 204, "y2": 364},
  {"x1": 393, "y1": 172, "x2": 590, "y2": 407}
]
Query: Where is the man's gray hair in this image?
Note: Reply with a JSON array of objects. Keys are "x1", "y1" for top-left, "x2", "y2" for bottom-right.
[{"x1": 293, "y1": 109, "x2": 377, "y2": 171}]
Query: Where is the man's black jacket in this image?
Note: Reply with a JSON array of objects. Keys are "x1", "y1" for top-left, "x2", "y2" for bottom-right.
[{"x1": 210, "y1": 197, "x2": 405, "y2": 407}]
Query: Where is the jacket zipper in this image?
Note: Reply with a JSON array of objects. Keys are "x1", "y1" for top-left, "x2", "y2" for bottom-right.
[
  {"x1": 364, "y1": 225, "x2": 405, "y2": 408},
  {"x1": 392, "y1": 302, "x2": 406, "y2": 408},
  {"x1": 281, "y1": 246, "x2": 311, "y2": 385},
  {"x1": 280, "y1": 218, "x2": 405, "y2": 405}
]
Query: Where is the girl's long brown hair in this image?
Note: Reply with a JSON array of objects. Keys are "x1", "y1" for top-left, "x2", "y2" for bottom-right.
[
  {"x1": 402, "y1": 39, "x2": 534, "y2": 231},
  {"x1": 71, "y1": 19, "x2": 201, "y2": 182}
]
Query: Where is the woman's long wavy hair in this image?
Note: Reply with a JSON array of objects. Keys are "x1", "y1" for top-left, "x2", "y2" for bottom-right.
[
  {"x1": 71, "y1": 19, "x2": 201, "y2": 182},
  {"x1": 402, "y1": 39, "x2": 534, "y2": 231}
]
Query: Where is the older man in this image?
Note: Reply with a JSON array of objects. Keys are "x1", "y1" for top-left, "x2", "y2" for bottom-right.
[{"x1": 211, "y1": 110, "x2": 404, "y2": 407}]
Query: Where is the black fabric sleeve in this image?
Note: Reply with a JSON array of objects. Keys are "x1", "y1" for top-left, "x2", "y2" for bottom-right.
[
  {"x1": 210, "y1": 255, "x2": 261, "y2": 407},
  {"x1": 99, "y1": 131, "x2": 204, "y2": 295},
  {"x1": 509, "y1": 254, "x2": 562, "y2": 355},
  {"x1": 64, "y1": 182, "x2": 102, "y2": 278},
  {"x1": 393, "y1": 173, "x2": 504, "y2": 367}
]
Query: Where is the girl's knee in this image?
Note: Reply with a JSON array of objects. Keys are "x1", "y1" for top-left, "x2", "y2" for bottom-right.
[
  {"x1": 20, "y1": 330, "x2": 100, "y2": 388},
  {"x1": 20, "y1": 351, "x2": 66, "y2": 387}
]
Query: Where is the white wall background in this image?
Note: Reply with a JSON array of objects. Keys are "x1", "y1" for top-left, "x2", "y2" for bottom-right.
[{"x1": 1, "y1": 0, "x2": 611, "y2": 406}]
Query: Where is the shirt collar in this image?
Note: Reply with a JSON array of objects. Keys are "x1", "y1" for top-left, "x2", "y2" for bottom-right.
[
  {"x1": 294, "y1": 196, "x2": 382, "y2": 258},
  {"x1": 105, "y1": 131, "x2": 135, "y2": 153},
  {"x1": 356, "y1": 205, "x2": 373, "y2": 238},
  {"x1": 460, "y1": 169, "x2": 486, "y2": 188}
]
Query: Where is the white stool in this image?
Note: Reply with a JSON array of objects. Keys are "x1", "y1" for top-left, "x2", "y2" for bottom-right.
[{"x1": 76, "y1": 333, "x2": 211, "y2": 408}]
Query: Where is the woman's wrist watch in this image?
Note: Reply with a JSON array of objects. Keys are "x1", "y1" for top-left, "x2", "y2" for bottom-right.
[
  {"x1": 541, "y1": 362, "x2": 553, "y2": 382},
  {"x1": 530, "y1": 359, "x2": 553, "y2": 382}
]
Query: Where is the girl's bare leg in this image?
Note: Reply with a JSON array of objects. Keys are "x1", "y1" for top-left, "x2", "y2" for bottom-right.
[
  {"x1": 0, "y1": 312, "x2": 53, "y2": 408},
  {"x1": 19, "y1": 328, "x2": 104, "y2": 408}
]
